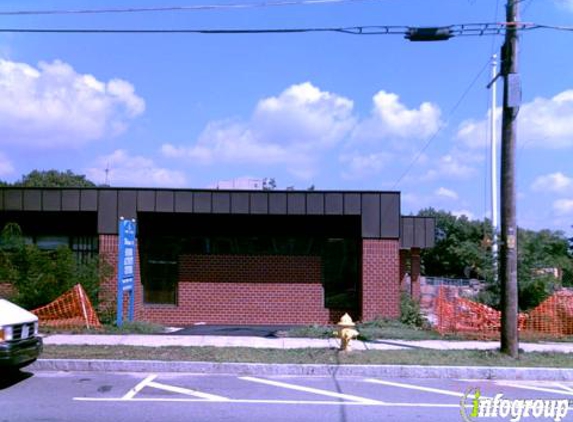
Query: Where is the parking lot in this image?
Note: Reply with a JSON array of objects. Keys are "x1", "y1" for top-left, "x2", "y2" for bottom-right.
[{"x1": 3, "y1": 371, "x2": 573, "y2": 422}]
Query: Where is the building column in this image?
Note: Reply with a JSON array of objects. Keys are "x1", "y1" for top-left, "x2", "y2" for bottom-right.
[
  {"x1": 361, "y1": 239, "x2": 400, "y2": 321},
  {"x1": 399, "y1": 249, "x2": 410, "y2": 293},
  {"x1": 410, "y1": 247, "x2": 421, "y2": 302}
]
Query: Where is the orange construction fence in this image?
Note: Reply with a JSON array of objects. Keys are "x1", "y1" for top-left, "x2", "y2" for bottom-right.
[
  {"x1": 32, "y1": 284, "x2": 101, "y2": 330},
  {"x1": 435, "y1": 286, "x2": 573, "y2": 339},
  {"x1": 523, "y1": 290, "x2": 573, "y2": 336}
]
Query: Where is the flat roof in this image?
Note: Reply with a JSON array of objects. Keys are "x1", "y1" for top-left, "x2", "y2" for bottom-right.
[{"x1": 0, "y1": 187, "x2": 434, "y2": 247}]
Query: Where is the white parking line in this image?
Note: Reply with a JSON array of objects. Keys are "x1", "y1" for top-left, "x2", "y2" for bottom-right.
[
  {"x1": 122, "y1": 374, "x2": 157, "y2": 400},
  {"x1": 121, "y1": 374, "x2": 229, "y2": 401},
  {"x1": 496, "y1": 381, "x2": 573, "y2": 396},
  {"x1": 145, "y1": 380, "x2": 229, "y2": 401},
  {"x1": 364, "y1": 378, "x2": 481, "y2": 398},
  {"x1": 554, "y1": 383, "x2": 573, "y2": 393},
  {"x1": 73, "y1": 397, "x2": 472, "y2": 407},
  {"x1": 239, "y1": 376, "x2": 383, "y2": 404}
]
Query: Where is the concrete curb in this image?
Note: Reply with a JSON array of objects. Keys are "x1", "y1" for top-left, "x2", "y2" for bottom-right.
[{"x1": 30, "y1": 359, "x2": 573, "y2": 381}]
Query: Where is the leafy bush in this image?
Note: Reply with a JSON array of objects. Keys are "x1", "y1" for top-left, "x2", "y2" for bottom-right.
[
  {"x1": 399, "y1": 293, "x2": 425, "y2": 328},
  {"x1": 518, "y1": 275, "x2": 556, "y2": 311},
  {"x1": 475, "y1": 275, "x2": 556, "y2": 312},
  {"x1": 0, "y1": 223, "x2": 106, "y2": 310}
]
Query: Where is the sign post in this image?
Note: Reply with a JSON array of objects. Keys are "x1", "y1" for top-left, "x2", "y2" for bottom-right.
[{"x1": 117, "y1": 217, "x2": 136, "y2": 327}]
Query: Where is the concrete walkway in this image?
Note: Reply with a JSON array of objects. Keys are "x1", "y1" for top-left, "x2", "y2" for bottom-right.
[
  {"x1": 33, "y1": 334, "x2": 573, "y2": 380},
  {"x1": 42, "y1": 334, "x2": 573, "y2": 353}
]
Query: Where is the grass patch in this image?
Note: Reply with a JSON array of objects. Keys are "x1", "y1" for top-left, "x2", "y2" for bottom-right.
[
  {"x1": 285, "y1": 319, "x2": 448, "y2": 341},
  {"x1": 283, "y1": 325, "x2": 334, "y2": 339},
  {"x1": 102, "y1": 321, "x2": 166, "y2": 335},
  {"x1": 41, "y1": 345, "x2": 573, "y2": 367},
  {"x1": 40, "y1": 321, "x2": 167, "y2": 336},
  {"x1": 357, "y1": 319, "x2": 445, "y2": 341}
]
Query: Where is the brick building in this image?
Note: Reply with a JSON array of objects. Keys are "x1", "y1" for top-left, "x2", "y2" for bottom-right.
[{"x1": 0, "y1": 188, "x2": 434, "y2": 325}]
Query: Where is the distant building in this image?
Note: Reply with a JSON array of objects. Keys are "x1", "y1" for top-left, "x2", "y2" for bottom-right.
[
  {"x1": 533, "y1": 267, "x2": 563, "y2": 281},
  {"x1": 215, "y1": 178, "x2": 263, "y2": 190}
]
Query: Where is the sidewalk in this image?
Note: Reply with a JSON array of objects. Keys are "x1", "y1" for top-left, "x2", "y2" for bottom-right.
[
  {"x1": 42, "y1": 333, "x2": 573, "y2": 353},
  {"x1": 34, "y1": 334, "x2": 573, "y2": 380}
]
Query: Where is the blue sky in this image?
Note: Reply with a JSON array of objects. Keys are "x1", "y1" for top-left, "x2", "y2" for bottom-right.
[{"x1": 1, "y1": 0, "x2": 572, "y2": 235}]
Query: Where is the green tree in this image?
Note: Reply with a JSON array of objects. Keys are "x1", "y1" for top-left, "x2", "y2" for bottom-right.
[
  {"x1": 418, "y1": 208, "x2": 573, "y2": 311},
  {"x1": 263, "y1": 177, "x2": 277, "y2": 190},
  {"x1": 14, "y1": 169, "x2": 96, "y2": 187},
  {"x1": 417, "y1": 208, "x2": 493, "y2": 280},
  {"x1": 516, "y1": 228, "x2": 573, "y2": 309},
  {"x1": 0, "y1": 223, "x2": 104, "y2": 310}
]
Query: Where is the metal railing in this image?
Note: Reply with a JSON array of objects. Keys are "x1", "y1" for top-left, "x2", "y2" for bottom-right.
[{"x1": 424, "y1": 277, "x2": 473, "y2": 287}]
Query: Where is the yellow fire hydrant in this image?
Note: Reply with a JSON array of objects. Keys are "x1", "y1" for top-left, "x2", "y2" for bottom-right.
[{"x1": 333, "y1": 313, "x2": 359, "y2": 352}]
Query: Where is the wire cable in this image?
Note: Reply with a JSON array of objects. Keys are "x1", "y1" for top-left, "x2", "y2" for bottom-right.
[
  {"x1": 0, "y1": 26, "x2": 407, "y2": 35},
  {"x1": 391, "y1": 58, "x2": 492, "y2": 189},
  {"x1": 0, "y1": 22, "x2": 553, "y2": 36},
  {"x1": 0, "y1": 0, "x2": 378, "y2": 16}
]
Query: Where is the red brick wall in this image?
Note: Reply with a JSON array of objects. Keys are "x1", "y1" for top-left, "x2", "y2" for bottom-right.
[
  {"x1": 98, "y1": 237, "x2": 336, "y2": 325},
  {"x1": 362, "y1": 239, "x2": 400, "y2": 320},
  {"x1": 99, "y1": 235, "x2": 402, "y2": 325},
  {"x1": 140, "y1": 254, "x2": 332, "y2": 325}
]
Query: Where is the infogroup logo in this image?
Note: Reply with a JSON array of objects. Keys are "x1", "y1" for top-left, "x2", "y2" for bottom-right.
[{"x1": 460, "y1": 388, "x2": 570, "y2": 422}]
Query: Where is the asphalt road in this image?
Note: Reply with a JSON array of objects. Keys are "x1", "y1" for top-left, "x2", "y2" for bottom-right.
[{"x1": 3, "y1": 370, "x2": 573, "y2": 422}]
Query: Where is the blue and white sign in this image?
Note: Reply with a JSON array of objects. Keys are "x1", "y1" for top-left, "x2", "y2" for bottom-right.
[{"x1": 117, "y1": 217, "x2": 137, "y2": 326}]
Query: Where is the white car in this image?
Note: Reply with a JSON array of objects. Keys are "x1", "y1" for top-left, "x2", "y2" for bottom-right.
[{"x1": 0, "y1": 299, "x2": 43, "y2": 370}]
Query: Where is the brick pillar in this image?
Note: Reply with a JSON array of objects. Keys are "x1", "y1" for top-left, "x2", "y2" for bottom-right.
[
  {"x1": 410, "y1": 247, "x2": 421, "y2": 302},
  {"x1": 362, "y1": 239, "x2": 400, "y2": 321},
  {"x1": 98, "y1": 234, "x2": 142, "y2": 321},
  {"x1": 399, "y1": 249, "x2": 409, "y2": 293}
]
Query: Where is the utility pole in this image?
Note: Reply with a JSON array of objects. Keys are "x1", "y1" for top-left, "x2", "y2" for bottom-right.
[
  {"x1": 490, "y1": 54, "x2": 499, "y2": 285},
  {"x1": 500, "y1": 0, "x2": 520, "y2": 358}
]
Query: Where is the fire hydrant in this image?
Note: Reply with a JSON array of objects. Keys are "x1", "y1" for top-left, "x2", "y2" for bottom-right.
[{"x1": 333, "y1": 313, "x2": 359, "y2": 352}]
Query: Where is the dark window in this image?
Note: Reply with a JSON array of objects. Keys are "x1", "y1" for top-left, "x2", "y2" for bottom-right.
[
  {"x1": 322, "y1": 238, "x2": 359, "y2": 310},
  {"x1": 141, "y1": 236, "x2": 181, "y2": 305},
  {"x1": 143, "y1": 260, "x2": 178, "y2": 305},
  {"x1": 32, "y1": 235, "x2": 98, "y2": 262},
  {"x1": 70, "y1": 236, "x2": 99, "y2": 262}
]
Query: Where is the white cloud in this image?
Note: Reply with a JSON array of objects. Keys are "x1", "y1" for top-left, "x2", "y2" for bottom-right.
[
  {"x1": 553, "y1": 199, "x2": 573, "y2": 216},
  {"x1": 455, "y1": 108, "x2": 501, "y2": 150},
  {"x1": 422, "y1": 151, "x2": 480, "y2": 181},
  {"x1": 0, "y1": 152, "x2": 14, "y2": 177},
  {"x1": 435, "y1": 187, "x2": 458, "y2": 200},
  {"x1": 0, "y1": 59, "x2": 145, "y2": 149},
  {"x1": 452, "y1": 209, "x2": 475, "y2": 220},
  {"x1": 253, "y1": 82, "x2": 355, "y2": 149},
  {"x1": 554, "y1": 0, "x2": 573, "y2": 11},
  {"x1": 339, "y1": 151, "x2": 393, "y2": 180},
  {"x1": 86, "y1": 149, "x2": 186, "y2": 188},
  {"x1": 162, "y1": 82, "x2": 355, "y2": 180},
  {"x1": 352, "y1": 91, "x2": 442, "y2": 143},
  {"x1": 531, "y1": 172, "x2": 573, "y2": 193},
  {"x1": 457, "y1": 90, "x2": 573, "y2": 149}
]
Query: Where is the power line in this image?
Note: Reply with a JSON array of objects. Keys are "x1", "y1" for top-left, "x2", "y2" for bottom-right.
[
  {"x1": 391, "y1": 58, "x2": 491, "y2": 189},
  {"x1": 0, "y1": 22, "x2": 564, "y2": 36},
  {"x1": 0, "y1": 0, "x2": 377, "y2": 16},
  {"x1": 0, "y1": 26, "x2": 405, "y2": 35}
]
